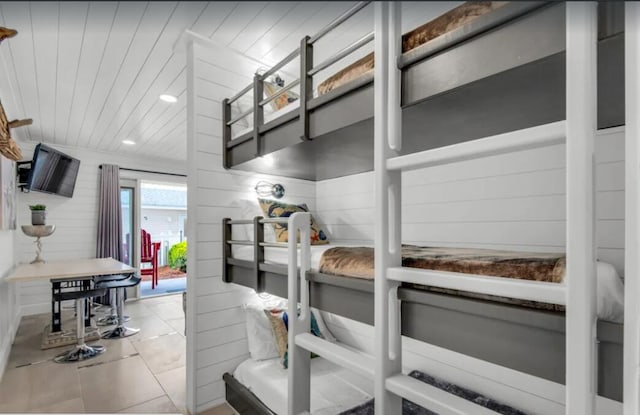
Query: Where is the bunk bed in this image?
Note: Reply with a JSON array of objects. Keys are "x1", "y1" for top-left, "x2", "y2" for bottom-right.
[
  {"x1": 219, "y1": 1, "x2": 632, "y2": 414},
  {"x1": 222, "y1": 1, "x2": 624, "y2": 181}
]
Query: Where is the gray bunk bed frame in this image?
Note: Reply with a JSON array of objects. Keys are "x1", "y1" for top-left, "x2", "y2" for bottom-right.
[{"x1": 220, "y1": 2, "x2": 625, "y2": 413}]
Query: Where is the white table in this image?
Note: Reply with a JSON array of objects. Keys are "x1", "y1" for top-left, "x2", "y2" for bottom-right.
[
  {"x1": 8, "y1": 257, "x2": 136, "y2": 283},
  {"x1": 8, "y1": 258, "x2": 136, "y2": 339}
]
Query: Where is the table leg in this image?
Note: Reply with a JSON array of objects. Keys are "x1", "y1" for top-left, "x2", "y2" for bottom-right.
[
  {"x1": 83, "y1": 279, "x2": 91, "y2": 327},
  {"x1": 51, "y1": 280, "x2": 62, "y2": 332}
]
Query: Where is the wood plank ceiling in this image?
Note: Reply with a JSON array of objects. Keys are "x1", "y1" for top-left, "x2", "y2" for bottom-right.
[{"x1": 0, "y1": 1, "x2": 457, "y2": 162}]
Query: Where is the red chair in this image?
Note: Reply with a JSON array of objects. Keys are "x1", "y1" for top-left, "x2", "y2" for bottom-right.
[{"x1": 141, "y1": 229, "x2": 161, "y2": 289}]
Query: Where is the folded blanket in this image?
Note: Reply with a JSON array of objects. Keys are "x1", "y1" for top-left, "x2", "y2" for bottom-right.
[
  {"x1": 319, "y1": 245, "x2": 566, "y2": 283},
  {"x1": 317, "y1": 1, "x2": 508, "y2": 96}
]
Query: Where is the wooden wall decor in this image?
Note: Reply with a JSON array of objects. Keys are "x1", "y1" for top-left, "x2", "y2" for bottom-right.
[
  {"x1": 0, "y1": 102, "x2": 24, "y2": 161},
  {"x1": 0, "y1": 27, "x2": 17, "y2": 43},
  {"x1": 0, "y1": 26, "x2": 26, "y2": 161}
]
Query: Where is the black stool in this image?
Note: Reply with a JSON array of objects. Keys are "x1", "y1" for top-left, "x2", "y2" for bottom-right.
[
  {"x1": 95, "y1": 276, "x2": 141, "y2": 339},
  {"x1": 94, "y1": 274, "x2": 131, "y2": 326},
  {"x1": 53, "y1": 286, "x2": 108, "y2": 363}
]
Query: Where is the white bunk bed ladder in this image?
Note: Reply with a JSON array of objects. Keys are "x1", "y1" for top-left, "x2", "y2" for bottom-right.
[
  {"x1": 375, "y1": 2, "x2": 598, "y2": 415},
  {"x1": 287, "y1": 212, "x2": 374, "y2": 415},
  {"x1": 625, "y1": 4, "x2": 640, "y2": 415}
]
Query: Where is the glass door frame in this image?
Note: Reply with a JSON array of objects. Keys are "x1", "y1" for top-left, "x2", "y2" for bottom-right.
[{"x1": 120, "y1": 178, "x2": 141, "y2": 299}]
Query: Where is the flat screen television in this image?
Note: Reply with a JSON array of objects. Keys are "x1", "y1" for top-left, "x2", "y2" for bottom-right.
[{"x1": 28, "y1": 143, "x2": 80, "y2": 198}]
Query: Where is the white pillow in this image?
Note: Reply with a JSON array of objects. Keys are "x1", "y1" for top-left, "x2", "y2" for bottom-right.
[
  {"x1": 311, "y1": 307, "x2": 337, "y2": 342},
  {"x1": 243, "y1": 301, "x2": 280, "y2": 361},
  {"x1": 596, "y1": 261, "x2": 625, "y2": 323}
]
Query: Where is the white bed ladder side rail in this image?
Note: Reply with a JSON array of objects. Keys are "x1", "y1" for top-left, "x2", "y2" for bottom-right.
[
  {"x1": 288, "y1": 212, "x2": 311, "y2": 415},
  {"x1": 625, "y1": 3, "x2": 640, "y2": 415},
  {"x1": 565, "y1": 2, "x2": 598, "y2": 415},
  {"x1": 375, "y1": 1, "x2": 403, "y2": 414}
]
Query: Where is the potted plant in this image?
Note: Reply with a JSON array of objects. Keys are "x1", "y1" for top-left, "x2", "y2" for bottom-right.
[{"x1": 29, "y1": 204, "x2": 46, "y2": 226}]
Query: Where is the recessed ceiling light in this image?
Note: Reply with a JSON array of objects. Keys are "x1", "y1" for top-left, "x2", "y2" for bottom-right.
[
  {"x1": 122, "y1": 140, "x2": 136, "y2": 145},
  {"x1": 159, "y1": 94, "x2": 177, "y2": 103}
]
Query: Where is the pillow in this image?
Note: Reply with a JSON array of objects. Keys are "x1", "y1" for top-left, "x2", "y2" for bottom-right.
[
  {"x1": 243, "y1": 296, "x2": 287, "y2": 361},
  {"x1": 310, "y1": 307, "x2": 337, "y2": 342},
  {"x1": 258, "y1": 198, "x2": 329, "y2": 245},
  {"x1": 264, "y1": 308, "x2": 336, "y2": 368},
  {"x1": 264, "y1": 309, "x2": 289, "y2": 360}
]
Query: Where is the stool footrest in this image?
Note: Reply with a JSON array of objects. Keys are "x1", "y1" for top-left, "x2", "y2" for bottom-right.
[{"x1": 53, "y1": 288, "x2": 107, "y2": 302}]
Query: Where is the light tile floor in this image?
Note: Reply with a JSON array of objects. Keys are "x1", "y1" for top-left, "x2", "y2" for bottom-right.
[{"x1": 0, "y1": 293, "x2": 190, "y2": 414}]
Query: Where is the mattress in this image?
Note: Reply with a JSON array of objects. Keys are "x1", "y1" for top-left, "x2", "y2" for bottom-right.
[
  {"x1": 233, "y1": 356, "x2": 372, "y2": 415},
  {"x1": 231, "y1": 244, "x2": 625, "y2": 323},
  {"x1": 317, "y1": 1, "x2": 509, "y2": 96}
]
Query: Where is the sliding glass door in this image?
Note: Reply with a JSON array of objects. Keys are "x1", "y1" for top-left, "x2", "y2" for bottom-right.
[{"x1": 121, "y1": 186, "x2": 134, "y2": 266}]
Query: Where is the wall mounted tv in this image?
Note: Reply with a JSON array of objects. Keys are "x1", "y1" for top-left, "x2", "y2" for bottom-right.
[{"x1": 27, "y1": 143, "x2": 80, "y2": 198}]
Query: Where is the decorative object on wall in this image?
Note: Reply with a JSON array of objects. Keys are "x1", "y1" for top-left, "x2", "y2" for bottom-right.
[
  {"x1": 0, "y1": 27, "x2": 17, "y2": 43},
  {"x1": 0, "y1": 102, "x2": 27, "y2": 162},
  {"x1": 254, "y1": 180, "x2": 285, "y2": 199},
  {"x1": 29, "y1": 204, "x2": 46, "y2": 225},
  {"x1": 21, "y1": 224, "x2": 55, "y2": 263},
  {"x1": 0, "y1": 28, "x2": 29, "y2": 162},
  {"x1": 0, "y1": 154, "x2": 16, "y2": 230}
]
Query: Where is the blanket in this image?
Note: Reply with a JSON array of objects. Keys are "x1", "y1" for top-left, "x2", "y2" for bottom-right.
[
  {"x1": 317, "y1": 1, "x2": 508, "y2": 96},
  {"x1": 319, "y1": 245, "x2": 566, "y2": 311},
  {"x1": 339, "y1": 370, "x2": 527, "y2": 415},
  {"x1": 319, "y1": 245, "x2": 566, "y2": 283}
]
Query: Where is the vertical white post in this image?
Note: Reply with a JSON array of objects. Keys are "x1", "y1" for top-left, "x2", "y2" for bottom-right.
[
  {"x1": 625, "y1": 3, "x2": 640, "y2": 415},
  {"x1": 375, "y1": 2, "x2": 402, "y2": 414},
  {"x1": 288, "y1": 213, "x2": 311, "y2": 415},
  {"x1": 565, "y1": 3, "x2": 597, "y2": 415}
]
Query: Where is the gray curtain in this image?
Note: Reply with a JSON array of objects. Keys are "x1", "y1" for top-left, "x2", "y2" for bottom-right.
[
  {"x1": 96, "y1": 164, "x2": 123, "y2": 260},
  {"x1": 95, "y1": 164, "x2": 123, "y2": 305}
]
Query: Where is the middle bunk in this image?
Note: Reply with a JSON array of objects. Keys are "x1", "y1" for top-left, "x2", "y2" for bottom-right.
[
  {"x1": 222, "y1": 1, "x2": 624, "y2": 181},
  {"x1": 222, "y1": 213, "x2": 624, "y2": 404}
]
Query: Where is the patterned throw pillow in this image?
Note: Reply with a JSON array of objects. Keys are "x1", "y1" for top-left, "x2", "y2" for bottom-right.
[
  {"x1": 263, "y1": 308, "x2": 327, "y2": 369},
  {"x1": 258, "y1": 199, "x2": 329, "y2": 245}
]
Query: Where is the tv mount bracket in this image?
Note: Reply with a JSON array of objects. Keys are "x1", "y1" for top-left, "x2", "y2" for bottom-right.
[{"x1": 16, "y1": 160, "x2": 31, "y2": 192}]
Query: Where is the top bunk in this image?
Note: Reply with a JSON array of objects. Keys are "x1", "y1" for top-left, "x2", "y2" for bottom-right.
[{"x1": 222, "y1": 1, "x2": 625, "y2": 181}]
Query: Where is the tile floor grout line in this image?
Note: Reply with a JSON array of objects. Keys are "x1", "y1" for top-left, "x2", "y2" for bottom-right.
[
  {"x1": 76, "y1": 352, "x2": 140, "y2": 369},
  {"x1": 135, "y1": 329, "x2": 183, "y2": 414}
]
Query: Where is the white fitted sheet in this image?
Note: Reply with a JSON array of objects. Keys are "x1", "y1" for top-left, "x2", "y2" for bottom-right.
[
  {"x1": 231, "y1": 245, "x2": 625, "y2": 323},
  {"x1": 233, "y1": 356, "x2": 372, "y2": 415}
]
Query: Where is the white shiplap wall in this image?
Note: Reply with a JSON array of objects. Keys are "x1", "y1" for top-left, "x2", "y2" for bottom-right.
[
  {"x1": 315, "y1": 127, "x2": 625, "y2": 275},
  {"x1": 15, "y1": 142, "x2": 186, "y2": 316},
  {"x1": 0, "y1": 229, "x2": 18, "y2": 380},
  {"x1": 186, "y1": 40, "x2": 316, "y2": 412}
]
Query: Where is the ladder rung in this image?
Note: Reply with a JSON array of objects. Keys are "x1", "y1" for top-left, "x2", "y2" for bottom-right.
[
  {"x1": 386, "y1": 121, "x2": 566, "y2": 172},
  {"x1": 386, "y1": 374, "x2": 499, "y2": 415},
  {"x1": 387, "y1": 267, "x2": 566, "y2": 305},
  {"x1": 295, "y1": 333, "x2": 374, "y2": 378}
]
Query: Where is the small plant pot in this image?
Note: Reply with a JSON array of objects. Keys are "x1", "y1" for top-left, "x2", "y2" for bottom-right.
[{"x1": 31, "y1": 210, "x2": 46, "y2": 226}]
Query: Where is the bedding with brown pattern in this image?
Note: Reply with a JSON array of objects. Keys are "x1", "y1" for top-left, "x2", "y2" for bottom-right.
[
  {"x1": 319, "y1": 245, "x2": 567, "y2": 311},
  {"x1": 316, "y1": 1, "x2": 508, "y2": 96}
]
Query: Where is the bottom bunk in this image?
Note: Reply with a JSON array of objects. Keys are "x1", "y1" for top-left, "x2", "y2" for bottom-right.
[
  {"x1": 224, "y1": 246, "x2": 624, "y2": 402},
  {"x1": 223, "y1": 356, "x2": 535, "y2": 415}
]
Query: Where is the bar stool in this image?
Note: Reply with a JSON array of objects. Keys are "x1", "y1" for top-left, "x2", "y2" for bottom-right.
[
  {"x1": 94, "y1": 274, "x2": 131, "y2": 326},
  {"x1": 53, "y1": 286, "x2": 108, "y2": 363},
  {"x1": 95, "y1": 275, "x2": 141, "y2": 339}
]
